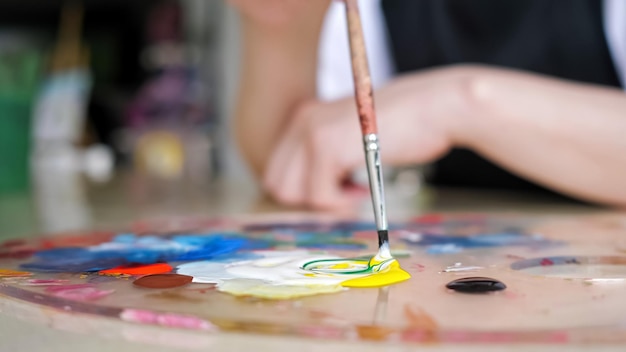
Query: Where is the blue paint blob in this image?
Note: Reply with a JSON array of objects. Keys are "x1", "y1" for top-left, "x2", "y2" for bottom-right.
[
  {"x1": 242, "y1": 222, "x2": 324, "y2": 232},
  {"x1": 471, "y1": 233, "x2": 538, "y2": 246},
  {"x1": 171, "y1": 237, "x2": 248, "y2": 261},
  {"x1": 171, "y1": 234, "x2": 230, "y2": 246},
  {"x1": 510, "y1": 256, "x2": 582, "y2": 270},
  {"x1": 22, "y1": 233, "x2": 271, "y2": 272},
  {"x1": 21, "y1": 257, "x2": 127, "y2": 273},
  {"x1": 112, "y1": 233, "x2": 137, "y2": 243},
  {"x1": 210, "y1": 252, "x2": 264, "y2": 263},
  {"x1": 34, "y1": 247, "x2": 90, "y2": 260},
  {"x1": 402, "y1": 232, "x2": 559, "y2": 254},
  {"x1": 289, "y1": 231, "x2": 367, "y2": 250},
  {"x1": 426, "y1": 244, "x2": 462, "y2": 254},
  {"x1": 242, "y1": 221, "x2": 385, "y2": 233},
  {"x1": 329, "y1": 221, "x2": 376, "y2": 232}
]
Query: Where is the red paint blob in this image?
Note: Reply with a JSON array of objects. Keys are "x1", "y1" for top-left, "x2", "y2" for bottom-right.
[
  {"x1": 0, "y1": 239, "x2": 27, "y2": 248},
  {"x1": 540, "y1": 258, "x2": 554, "y2": 266},
  {"x1": 0, "y1": 249, "x2": 36, "y2": 259},
  {"x1": 133, "y1": 274, "x2": 193, "y2": 289},
  {"x1": 414, "y1": 214, "x2": 444, "y2": 224},
  {"x1": 99, "y1": 263, "x2": 173, "y2": 276}
]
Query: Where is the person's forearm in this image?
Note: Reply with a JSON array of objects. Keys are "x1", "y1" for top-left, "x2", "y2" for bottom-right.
[
  {"x1": 458, "y1": 67, "x2": 626, "y2": 206},
  {"x1": 234, "y1": 4, "x2": 329, "y2": 176}
]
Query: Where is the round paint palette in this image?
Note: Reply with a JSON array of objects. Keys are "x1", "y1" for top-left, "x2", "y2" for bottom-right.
[{"x1": 1, "y1": 214, "x2": 626, "y2": 346}]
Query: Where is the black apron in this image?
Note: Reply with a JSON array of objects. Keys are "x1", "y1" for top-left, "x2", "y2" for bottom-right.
[{"x1": 381, "y1": 0, "x2": 622, "y2": 192}]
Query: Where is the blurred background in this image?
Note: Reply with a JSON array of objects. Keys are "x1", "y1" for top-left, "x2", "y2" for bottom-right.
[
  {"x1": 0, "y1": 0, "x2": 589, "y2": 240},
  {"x1": 0, "y1": 0, "x2": 260, "y2": 237}
]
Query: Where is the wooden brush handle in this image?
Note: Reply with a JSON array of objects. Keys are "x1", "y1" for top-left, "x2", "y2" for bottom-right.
[{"x1": 345, "y1": 0, "x2": 378, "y2": 136}]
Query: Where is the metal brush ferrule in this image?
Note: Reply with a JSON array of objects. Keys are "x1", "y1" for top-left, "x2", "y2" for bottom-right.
[{"x1": 363, "y1": 133, "x2": 388, "y2": 232}]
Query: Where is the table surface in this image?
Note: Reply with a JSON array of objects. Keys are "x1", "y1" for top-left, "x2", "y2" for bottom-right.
[{"x1": 0, "y1": 171, "x2": 622, "y2": 352}]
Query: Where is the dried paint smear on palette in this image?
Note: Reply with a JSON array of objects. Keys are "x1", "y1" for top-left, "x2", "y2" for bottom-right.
[
  {"x1": 1, "y1": 217, "x2": 556, "y2": 300},
  {"x1": 4, "y1": 215, "x2": 626, "y2": 346},
  {"x1": 16, "y1": 235, "x2": 413, "y2": 299}
]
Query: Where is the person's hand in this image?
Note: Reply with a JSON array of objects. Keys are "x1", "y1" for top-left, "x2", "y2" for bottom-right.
[
  {"x1": 262, "y1": 66, "x2": 474, "y2": 210},
  {"x1": 228, "y1": 0, "x2": 330, "y2": 29}
]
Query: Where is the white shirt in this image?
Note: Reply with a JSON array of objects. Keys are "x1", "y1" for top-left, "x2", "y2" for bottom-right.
[{"x1": 317, "y1": 0, "x2": 626, "y2": 100}]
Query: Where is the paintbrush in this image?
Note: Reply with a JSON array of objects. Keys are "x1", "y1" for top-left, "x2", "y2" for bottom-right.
[{"x1": 344, "y1": 0, "x2": 390, "y2": 256}]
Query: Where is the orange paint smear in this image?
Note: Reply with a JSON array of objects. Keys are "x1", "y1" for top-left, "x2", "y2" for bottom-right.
[
  {"x1": 355, "y1": 325, "x2": 394, "y2": 341},
  {"x1": 402, "y1": 305, "x2": 439, "y2": 343},
  {"x1": 99, "y1": 263, "x2": 173, "y2": 276},
  {"x1": 333, "y1": 305, "x2": 439, "y2": 342},
  {"x1": 0, "y1": 269, "x2": 32, "y2": 277}
]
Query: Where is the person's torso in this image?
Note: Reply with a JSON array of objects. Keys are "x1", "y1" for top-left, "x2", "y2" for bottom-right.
[{"x1": 381, "y1": 0, "x2": 622, "y2": 192}]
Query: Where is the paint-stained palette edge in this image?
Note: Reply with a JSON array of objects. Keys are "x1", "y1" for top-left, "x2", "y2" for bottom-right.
[{"x1": 0, "y1": 213, "x2": 625, "y2": 346}]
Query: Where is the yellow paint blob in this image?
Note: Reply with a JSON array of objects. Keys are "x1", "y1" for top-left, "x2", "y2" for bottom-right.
[
  {"x1": 219, "y1": 279, "x2": 344, "y2": 299},
  {"x1": 180, "y1": 249, "x2": 412, "y2": 300},
  {"x1": 341, "y1": 260, "x2": 411, "y2": 288}
]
